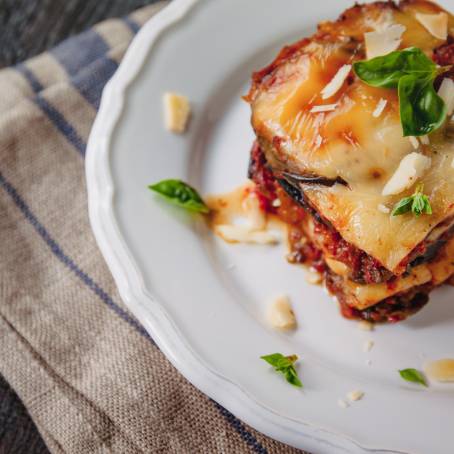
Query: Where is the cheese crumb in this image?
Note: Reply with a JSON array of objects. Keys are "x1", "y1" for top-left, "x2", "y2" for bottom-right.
[
  {"x1": 321, "y1": 65, "x2": 352, "y2": 99},
  {"x1": 409, "y1": 136, "x2": 419, "y2": 149},
  {"x1": 215, "y1": 225, "x2": 278, "y2": 244},
  {"x1": 363, "y1": 340, "x2": 374, "y2": 353},
  {"x1": 267, "y1": 295, "x2": 297, "y2": 330},
  {"x1": 365, "y1": 24, "x2": 406, "y2": 60},
  {"x1": 377, "y1": 204, "x2": 390, "y2": 214},
  {"x1": 372, "y1": 98, "x2": 387, "y2": 118},
  {"x1": 438, "y1": 78, "x2": 454, "y2": 116},
  {"x1": 337, "y1": 399, "x2": 349, "y2": 409},
  {"x1": 347, "y1": 390, "x2": 364, "y2": 402},
  {"x1": 381, "y1": 152, "x2": 431, "y2": 196},
  {"x1": 415, "y1": 12, "x2": 448, "y2": 41},
  {"x1": 358, "y1": 320, "x2": 374, "y2": 331},
  {"x1": 305, "y1": 270, "x2": 323, "y2": 285},
  {"x1": 272, "y1": 198, "x2": 282, "y2": 208},
  {"x1": 424, "y1": 358, "x2": 454, "y2": 382},
  {"x1": 310, "y1": 103, "x2": 337, "y2": 113},
  {"x1": 163, "y1": 92, "x2": 190, "y2": 133},
  {"x1": 314, "y1": 134, "x2": 323, "y2": 148}
]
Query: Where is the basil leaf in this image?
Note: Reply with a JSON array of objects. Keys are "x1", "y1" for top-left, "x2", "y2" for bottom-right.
[
  {"x1": 261, "y1": 353, "x2": 303, "y2": 388},
  {"x1": 353, "y1": 47, "x2": 436, "y2": 89},
  {"x1": 353, "y1": 47, "x2": 448, "y2": 136},
  {"x1": 398, "y1": 368, "x2": 428, "y2": 387},
  {"x1": 411, "y1": 193, "x2": 432, "y2": 216},
  {"x1": 399, "y1": 75, "x2": 447, "y2": 136},
  {"x1": 148, "y1": 179, "x2": 210, "y2": 214},
  {"x1": 391, "y1": 196, "x2": 413, "y2": 216},
  {"x1": 392, "y1": 185, "x2": 432, "y2": 217}
]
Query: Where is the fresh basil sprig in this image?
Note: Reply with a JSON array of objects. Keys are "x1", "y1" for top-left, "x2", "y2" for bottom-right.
[
  {"x1": 353, "y1": 47, "x2": 449, "y2": 136},
  {"x1": 149, "y1": 179, "x2": 210, "y2": 214},
  {"x1": 261, "y1": 353, "x2": 303, "y2": 388},
  {"x1": 391, "y1": 184, "x2": 432, "y2": 217},
  {"x1": 398, "y1": 368, "x2": 428, "y2": 387}
]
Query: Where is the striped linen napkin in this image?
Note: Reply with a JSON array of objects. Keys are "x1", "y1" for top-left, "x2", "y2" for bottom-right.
[{"x1": 0, "y1": 3, "x2": 306, "y2": 453}]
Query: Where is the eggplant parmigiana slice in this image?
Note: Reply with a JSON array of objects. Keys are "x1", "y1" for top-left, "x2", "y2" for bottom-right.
[{"x1": 246, "y1": 0, "x2": 454, "y2": 323}]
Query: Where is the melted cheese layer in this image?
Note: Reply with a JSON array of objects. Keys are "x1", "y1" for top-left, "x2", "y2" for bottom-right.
[
  {"x1": 249, "y1": 0, "x2": 454, "y2": 273},
  {"x1": 345, "y1": 235, "x2": 454, "y2": 309}
]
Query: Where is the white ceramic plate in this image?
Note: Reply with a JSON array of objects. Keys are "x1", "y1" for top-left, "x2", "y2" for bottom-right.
[{"x1": 86, "y1": 1, "x2": 454, "y2": 452}]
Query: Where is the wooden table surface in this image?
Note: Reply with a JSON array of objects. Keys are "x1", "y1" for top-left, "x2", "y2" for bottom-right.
[{"x1": 0, "y1": 1, "x2": 159, "y2": 452}]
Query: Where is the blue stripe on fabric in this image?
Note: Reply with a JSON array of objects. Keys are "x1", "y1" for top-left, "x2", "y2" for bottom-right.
[
  {"x1": 1, "y1": 167, "x2": 270, "y2": 453},
  {"x1": 71, "y1": 57, "x2": 118, "y2": 110},
  {"x1": 16, "y1": 64, "x2": 44, "y2": 93},
  {"x1": 52, "y1": 29, "x2": 109, "y2": 77},
  {"x1": 34, "y1": 95, "x2": 86, "y2": 157},
  {"x1": 212, "y1": 401, "x2": 268, "y2": 454},
  {"x1": 0, "y1": 170, "x2": 151, "y2": 341},
  {"x1": 123, "y1": 17, "x2": 140, "y2": 34}
]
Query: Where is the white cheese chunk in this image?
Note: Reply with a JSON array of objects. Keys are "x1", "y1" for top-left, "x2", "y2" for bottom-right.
[
  {"x1": 215, "y1": 225, "x2": 279, "y2": 244},
  {"x1": 321, "y1": 65, "x2": 351, "y2": 99},
  {"x1": 267, "y1": 295, "x2": 297, "y2": 330},
  {"x1": 242, "y1": 192, "x2": 266, "y2": 231},
  {"x1": 347, "y1": 390, "x2": 364, "y2": 402},
  {"x1": 424, "y1": 359, "x2": 454, "y2": 382},
  {"x1": 365, "y1": 24, "x2": 406, "y2": 60},
  {"x1": 438, "y1": 78, "x2": 454, "y2": 116},
  {"x1": 415, "y1": 12, "x2": 448, "y2": 41},
  {"x1": 358, "y1": 321, "x2": 374, "y2": 331},
  {"x1": 382, "y1": 152, "x2": 431, "y2": 196},
  {"x1": 163, "y1": 92, "x2": 190, "y2": 133},
  {"x1": 372, "y1": 98, "x2": 388, "y2": 118},
  {"x1": 272, "y1": 198, "x2": 281, "y2": 208},
  {"x1": 305, "y1": 270, "x2": 323, "y2": 285},
  {"x1": 310, "y1": 103, "x2": 337, "y2": 113}
]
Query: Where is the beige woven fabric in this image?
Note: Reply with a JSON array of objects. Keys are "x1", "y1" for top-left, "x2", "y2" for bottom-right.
[{"x1": 0, "y1": 4, "x2": 307, "y2": 454}]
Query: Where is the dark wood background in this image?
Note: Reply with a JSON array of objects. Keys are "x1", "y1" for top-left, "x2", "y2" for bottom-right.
[{"x1": 0, "y1": 1, "x2": 160, "y2": 452}]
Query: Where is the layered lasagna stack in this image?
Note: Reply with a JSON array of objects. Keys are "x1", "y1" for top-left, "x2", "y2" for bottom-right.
[{"x1": 246, "y1": 0, "x2": 454, "y2": 322}]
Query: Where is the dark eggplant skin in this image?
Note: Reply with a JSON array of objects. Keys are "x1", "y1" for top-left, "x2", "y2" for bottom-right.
[{"x1": 282, "y1": 172, "x2": 349, "y2": 188}]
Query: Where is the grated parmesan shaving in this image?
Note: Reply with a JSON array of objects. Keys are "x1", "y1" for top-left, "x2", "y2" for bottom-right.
[
  {"x1": 272, "y1": 198, "x2": 281, "y2": 208},
  {"x1": 321, "y1": 65, "x2": 352, "y2": 99},
  {"x1": 365, "y1": 24, "x2": 406, "y2": 60},
  {"x1": 382, "y1": 152, "x2": 431, "y2": 196},
  {"x1": 310, "y1": 103, "x2": 337, "y2": 113},
  {"x1": 438, "y1": 78, "x2": 454, "y2": 116},
  {"x1": 372, "y1": 98, "x2": 387, "y2": 118},
  {"x1": 415, "y1": 12, "x2": 448, "y2": 41}
]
